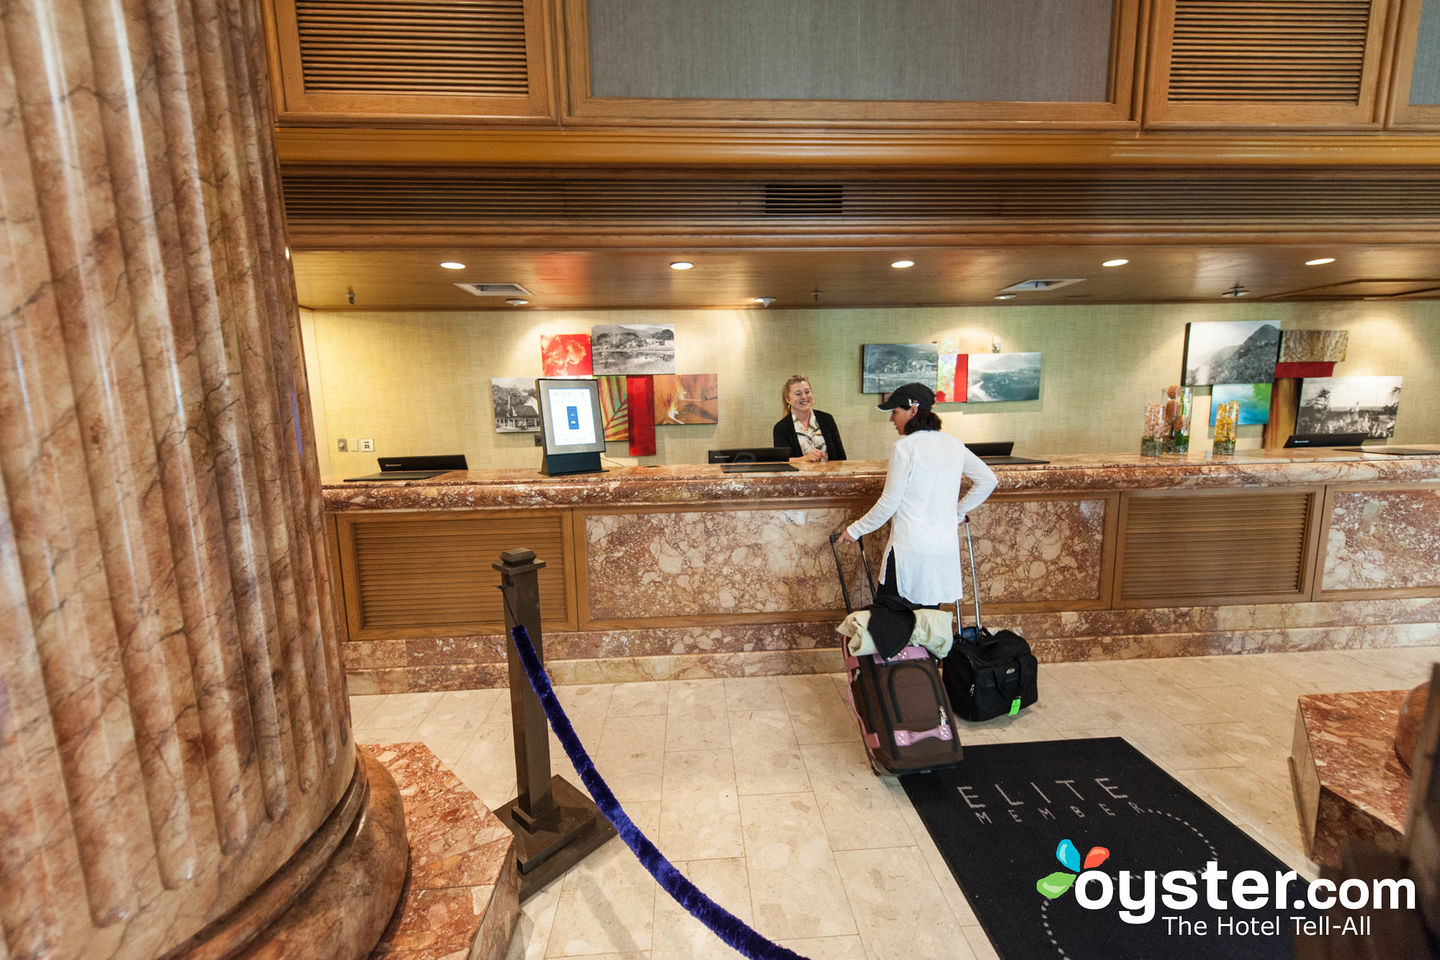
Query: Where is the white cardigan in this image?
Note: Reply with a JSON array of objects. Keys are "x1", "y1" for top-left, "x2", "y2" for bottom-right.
[{"x1": 845, "y1": 431, "x2": 998, "y2": 605}]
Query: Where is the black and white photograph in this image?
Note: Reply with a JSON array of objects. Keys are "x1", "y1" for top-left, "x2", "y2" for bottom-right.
[
  {"x1": 1182, "y1": 320, "x2": 1281, "y2": 385},
  {"x1": 491, "y1": 377, "x2": 541, "y2": 433},
  {"x1": 862, "y1": 342, "x2": 937, "y2": 394},
  {"x1": 966, "y1": 351, "x2": 1043, "y2": 403},
  {"x1": 1297, "y1": 375, "x2": 1402, "y2": 438},
  {"x1": 591, "y1": 323, "x2": 676, "y2": 375}
]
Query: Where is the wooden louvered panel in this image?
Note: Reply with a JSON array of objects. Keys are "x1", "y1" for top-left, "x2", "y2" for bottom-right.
[
  {"x1": 1118, "y1": 492, "x2": 1315, "y2": 603},
  {"x1": 1169, "y1": 1, "x2": 1372, "y2": 102},
  {"x1": 345, "y1": 515, "x2": 569, "y2": 634},
  {"x1": 1146, "y1": 0, "x2": 1388, "y2": 126},
  {"x1": 279, "y1": 175, "x2": 1440, "y2": 224},
  {"x1": 294, "y1": 0, "x2": 528, "y2": 95}
]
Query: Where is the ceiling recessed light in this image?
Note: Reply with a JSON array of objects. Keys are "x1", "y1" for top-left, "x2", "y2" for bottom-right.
[
  {"x1": 670, "y1": 261, "x2": 694, "y2": 270},
  {"x1": 993, "y1": 294, "x2": 1017, "y2": 300},
  {"x1": 440, "y1": 261, "x2": 466, "y2": 270},
  {"x1": 505, "y1": 298, "x2": 529, "y2": 306},
  {"x1": 284, "y1": 247, "x2": 291, "y2": 260},
  {"x1": 1305, "y1": 257, "x2": 1336, "y2": 266},
  {"x1": 891, "y1": 259, "x2": 915, "y2": 269},
  {"x1": 754, "y1": 297, "x2": 776, "y2": 307},
  {"x1": 1102, "y1": 258, "x2": 1129, "y2": 267}
]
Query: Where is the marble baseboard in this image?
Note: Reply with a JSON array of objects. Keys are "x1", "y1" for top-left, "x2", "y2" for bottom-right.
[
  {"x1": 342, "y1": 597, "x2": 1440, "y2": 692},
  {"x1": 364, "y1": 743, "x2": 519, "y2": 960},
  {"x1": 1289, "y1": 691, "x2": 1410, "y2": 868}
]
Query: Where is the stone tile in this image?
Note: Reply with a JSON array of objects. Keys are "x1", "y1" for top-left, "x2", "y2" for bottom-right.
[
  {"x1": 543, "y1": 806, "x2": 659, "y2": 957},
  {"x1": 779, "y1": 674, "x2": 854, "y2": 745},
  {"x1": 799, "y1": 741, "x2": 913, "y2": 850},
  {"x1": 656, "y1": 750, "x2": 743, "y2": 860},
  {"x1": 739, "y1": 793, "x2": 855, "y2": 940},
  {"x1": 834, "y1": 846, "x2": 976, "y2": 960},
  {"x1": 649, "y1": 858, "x2": 751, "y2": 960}
]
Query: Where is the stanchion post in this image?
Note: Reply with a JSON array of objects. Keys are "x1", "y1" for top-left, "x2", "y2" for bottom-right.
[
  {"x1": 493, "y1": 548, "x2": 616, "y2": 899},
  {"x1": 496, "y1": 548, "x2": 557, "y2": 825}
]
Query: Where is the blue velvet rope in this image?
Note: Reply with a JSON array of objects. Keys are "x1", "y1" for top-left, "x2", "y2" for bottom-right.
[{"x1": 508, "y1": 624, "x2": 811, "y2": 960}]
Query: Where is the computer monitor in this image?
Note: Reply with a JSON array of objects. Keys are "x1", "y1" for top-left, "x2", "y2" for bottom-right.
[
  {"x1": 1283, "y1": 432, "x2": 1370, "y2": 448},
  {"x1": 536, "y1": 378, "x2": 607, "y2": 475},
  {"x1": 966, "y1": 441, "x2": 1014, "y2": 458},
  {"x1": 707, "y1": 447, "x2": 791, "y2": 464}
]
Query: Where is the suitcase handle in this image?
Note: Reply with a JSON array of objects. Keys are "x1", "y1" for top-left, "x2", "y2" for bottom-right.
[
  {"x1": 829, "y1": 532, "x2": 877, "y2": 614},
  {"x1": 960, "y1": 517, "x2": 982, "y2": 632}
]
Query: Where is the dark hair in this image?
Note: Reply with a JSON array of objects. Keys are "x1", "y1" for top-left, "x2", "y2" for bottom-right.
[{"x1": 904, "y1": 409, "x2": 943, "y2": 434}]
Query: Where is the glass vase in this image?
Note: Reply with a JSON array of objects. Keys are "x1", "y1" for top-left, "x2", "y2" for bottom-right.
[
  {"x1": 1161, "y1": 385, "x2": 1192, "y2": 455},
  {"x1": 1140, "y1": 401, "x2": 1163, "y2": 457},
  {"x1": 1213, "y1": 400, "x2": 1239, "y2": 455}
]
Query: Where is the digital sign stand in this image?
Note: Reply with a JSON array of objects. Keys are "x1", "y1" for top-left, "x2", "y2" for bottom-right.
[{"x1": 536, "y1": 378, "x2": 608, "y2": 477}]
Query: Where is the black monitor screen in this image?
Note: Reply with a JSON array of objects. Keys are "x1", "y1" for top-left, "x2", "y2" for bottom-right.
[
  {"x1": 1283, "y1": 432, "x2": 1370, "y2": 448},
  {"x1": 378, "y1": 454, "x2": 468, "y2": 472},
  {"x1": 708, "y1": 447, "x2": 791, "y2": 464},
  {"x1": 966, "y1": 441, "x2": 1014, "y2": 458},
  {"x1": 536, "y1": 378, "x2": 607, "y2": 456}
]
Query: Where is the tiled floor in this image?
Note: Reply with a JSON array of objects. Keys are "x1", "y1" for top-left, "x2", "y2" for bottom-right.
[{"x1": 351, "y1": 646, "x2": 1440, "y2": 960}]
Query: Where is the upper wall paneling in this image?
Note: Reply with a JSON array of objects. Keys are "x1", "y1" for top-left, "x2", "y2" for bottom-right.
[
  {"x1": 563, "y1": 0, "x2": 1141, "y2": 125},
  {"x1": 1389, "y1": 0, "x2": 1440, "y2": 127}
]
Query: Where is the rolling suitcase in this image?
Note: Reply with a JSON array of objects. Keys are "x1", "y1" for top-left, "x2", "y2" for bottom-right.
[
  {"x1": 944, "y1": 519, "x2": 1039, "y2": 722},
  {"x1": 829, "y1": 534, "x2": 962, "y2": 775}
]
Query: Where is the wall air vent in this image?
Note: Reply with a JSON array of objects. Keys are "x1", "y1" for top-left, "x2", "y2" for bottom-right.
[
  {"x1": 764, "y1": 183, "x2": 843, "y2": 217},
  {"x1": 454, "y1": 282, "x2": 533, "y2": 297},
  {"x1": 997, "y1": 279, "x2": 1087, "y2": 293}
]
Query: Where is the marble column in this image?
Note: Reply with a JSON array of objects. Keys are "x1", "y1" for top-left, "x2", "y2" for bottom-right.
[{"x1": 0, "y1": 1, "x2": 404, "y2": 959}]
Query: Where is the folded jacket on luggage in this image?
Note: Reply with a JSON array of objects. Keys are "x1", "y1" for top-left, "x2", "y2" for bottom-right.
[{"x1": 837, "y1": 608, "x2": 954, "y2": 659}]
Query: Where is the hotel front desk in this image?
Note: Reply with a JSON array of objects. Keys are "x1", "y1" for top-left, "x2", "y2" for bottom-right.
[{"x1": 321, "y1": 449, "x2": 1440, "y2": 694}]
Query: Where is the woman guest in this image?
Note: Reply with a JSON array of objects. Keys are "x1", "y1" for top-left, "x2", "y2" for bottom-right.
[
  {"x1": 839, "y1": 382, "x2": 997, "y2": 605},
  {"x1": 773, "y1": 374, "x2": 847, "y2": 462}
]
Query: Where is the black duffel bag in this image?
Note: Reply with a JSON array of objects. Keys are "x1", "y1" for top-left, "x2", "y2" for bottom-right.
[
  {"x1": 943, "y1": 518, "x2": 1039, "y2": 722},
  {"x1": 945, "y1": 628, "x2": 1038, "y2": 722}
]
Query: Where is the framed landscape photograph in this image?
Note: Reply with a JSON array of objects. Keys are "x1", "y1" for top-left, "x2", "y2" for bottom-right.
[
  {"x1": 1182, "y1": 321, "x2": 1281, "y2": 386},
  {"x1": 862, "y1": 343, "x2": 938, "y2": 394},
  {"x1": 591, "y1": 324, "x2": 676, "y2": 375},
  {"x1": 1297, "y1": 376, "x2": 1402, "y2": 438},
  {"x1": 966, "y1": 352, "x2": 1042, "y2": 403},
  {"x1": 491, "y1": 378, "x2": 541, "y2": 433}
]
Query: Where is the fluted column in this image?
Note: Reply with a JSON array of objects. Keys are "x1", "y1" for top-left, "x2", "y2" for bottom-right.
[{"x1": 0, "y1": 1, "x2": 397, "y2": 958}]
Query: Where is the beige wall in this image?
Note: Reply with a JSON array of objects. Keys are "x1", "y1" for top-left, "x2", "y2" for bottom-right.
[{"x1": 302, "y1": 301, "x2": 1440, "y2": 477}]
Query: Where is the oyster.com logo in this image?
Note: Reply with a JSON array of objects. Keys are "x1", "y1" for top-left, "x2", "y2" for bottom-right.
[{"x1": 1037, "y1": 838, "x2": 1110, "y2": 899}]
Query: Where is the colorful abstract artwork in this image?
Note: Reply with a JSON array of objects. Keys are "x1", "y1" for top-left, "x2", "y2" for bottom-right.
[
  {"x1": 1209, "y1": 383, "x2": 1272, "y2": 426},
  {"x1": 966, "y1": 352, "x2": 1041, "y2": 402},
  {"x1": 597, "y1": 375, "x2": 629, "y2": 441},
  {"x1": 652, "y1": 374, "x2": 718, "y2": 425},
  {"x1": 626, "y1": 375, "x2": 656, "y2": 455},
  {"x1": 540, "y1": 334, "x2": 593, "y2": 376},
  {"x1": 935, "y1": 340, "x2": 967, "y2": 403},
  {"x1": 1182, "y1": 321, "x2": 1280, "y2": 385}
]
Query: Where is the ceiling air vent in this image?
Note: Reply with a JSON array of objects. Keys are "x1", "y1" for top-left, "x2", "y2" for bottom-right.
[
  {"x1": 454, "y1": 282, "x2": 533, "y2": 297},
  {"x1": 764, "y1": 183, "x2": 844, "y2": 217},
  {"x1": 997, "y1": 279, "x2": 1086, "y2": 293}
]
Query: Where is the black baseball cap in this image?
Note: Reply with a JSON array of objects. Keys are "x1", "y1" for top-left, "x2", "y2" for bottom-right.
[{"x1": 877, "y1": 382, "x2": 935, "y2": 411}]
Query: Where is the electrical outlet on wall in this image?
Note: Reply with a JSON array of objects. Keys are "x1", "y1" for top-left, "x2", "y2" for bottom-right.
[
  {"x1": 359, "y1": 438, "x2": 374, "y2": 452},
  {"x1": 336, "y1": 438, "x2": 347, "y2": 452}
]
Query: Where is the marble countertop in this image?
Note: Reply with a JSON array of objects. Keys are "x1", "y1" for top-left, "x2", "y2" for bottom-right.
[{"x1": 321, "y1": 447, "x2": 1440, "y2": 511}]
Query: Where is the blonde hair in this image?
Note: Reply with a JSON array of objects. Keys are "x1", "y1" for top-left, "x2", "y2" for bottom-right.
[{"x1": 780, "y1": 374, "x2": 810, "y2": 415}]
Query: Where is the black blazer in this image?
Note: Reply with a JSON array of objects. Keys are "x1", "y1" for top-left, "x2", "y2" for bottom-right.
[{"x1": 773, "y1": 409, "x2": 847, "y2": 462}]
